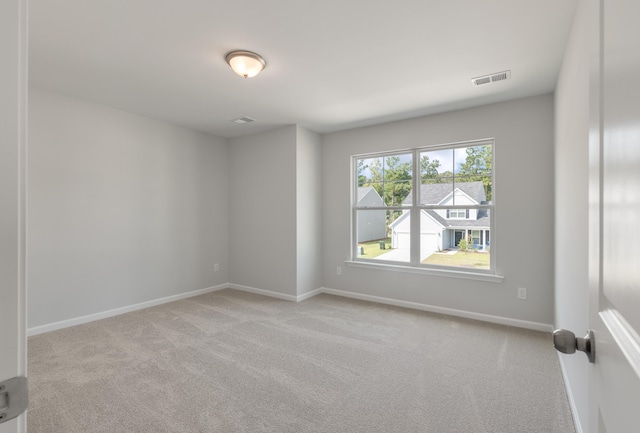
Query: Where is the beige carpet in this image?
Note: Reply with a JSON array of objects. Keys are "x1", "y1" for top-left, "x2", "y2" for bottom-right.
[{"x1": 27, "y1": 289, "x2": 575, "y2": 433}]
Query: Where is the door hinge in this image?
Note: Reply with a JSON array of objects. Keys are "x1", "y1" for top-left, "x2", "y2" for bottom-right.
[{"x1": 0, "y1": 376, "x2": 28, "y2": 423}]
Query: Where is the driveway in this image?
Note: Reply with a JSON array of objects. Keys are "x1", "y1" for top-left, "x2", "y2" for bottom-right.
[{"x1": 376, "y1": 248, "x2": 434, "y2": 261}]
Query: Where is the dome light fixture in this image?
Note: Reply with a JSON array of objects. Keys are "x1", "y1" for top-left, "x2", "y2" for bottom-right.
[{"x1": 225, "y1": 50, "x2": 266, "y2": 78}]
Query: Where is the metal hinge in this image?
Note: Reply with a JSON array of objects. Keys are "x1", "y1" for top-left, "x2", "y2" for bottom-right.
[{"x1": 0, "y1": 376, "x2": 28, "y2": 423}]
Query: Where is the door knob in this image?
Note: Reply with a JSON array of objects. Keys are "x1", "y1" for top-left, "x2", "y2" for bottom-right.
[{"x1": 553, "y1": 329, "x2": 595, "y2": 363}]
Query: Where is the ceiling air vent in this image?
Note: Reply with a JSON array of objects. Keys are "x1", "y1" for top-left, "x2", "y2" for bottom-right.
[
  {"x1": 232, "y1": 116, "x2": 256, "y2": 125},
  {"x1": 471, "y1": 70, "x2": 511, "y2": 87}
]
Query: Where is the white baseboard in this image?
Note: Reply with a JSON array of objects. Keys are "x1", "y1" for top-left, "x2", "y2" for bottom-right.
[
  {"x1": 296, "y1": 287, "x2": 323, "y2": 302},
  {"x1": 228, "y1": 283, "x2": 299, "y2": 302},
  {"x1": 27, "y1": 284, "x2": 228, "y2": 336},
  {"x1": 556, "y1": 353, "x2": 585, "y2": 433},
  {"x1": 227, "y1": 283, "x2": 322, "y2": 303},
  {"x1": 28, "y1": 283, "x2": 553, "y2": 337},
  {"x1": 232, "y1": 284, "x2": 553, "y2": 332},
  {"x1": 318, "y1": 287, "x2": 554, "y2": 332}
]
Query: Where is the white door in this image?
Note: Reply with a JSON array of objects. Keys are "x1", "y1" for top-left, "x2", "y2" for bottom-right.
[
  {"x1": 0, "y1": 1, "x2": 27, "y2": 432},
  {"x1": 589, "y1": 0, "x2": 640, "y2": 431}
]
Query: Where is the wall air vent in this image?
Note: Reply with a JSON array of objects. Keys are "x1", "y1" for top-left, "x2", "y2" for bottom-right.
[
  {"x1": 232, "y1": 116, "x2": 256, "y2": 124},
  {"x1": 471, "y1": 70, "x2": 511, "y2": 86}
]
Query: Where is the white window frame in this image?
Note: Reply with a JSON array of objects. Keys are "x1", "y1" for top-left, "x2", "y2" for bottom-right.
[{"x1": 349, "y1": 138, "x2": 501, "y2": 282}]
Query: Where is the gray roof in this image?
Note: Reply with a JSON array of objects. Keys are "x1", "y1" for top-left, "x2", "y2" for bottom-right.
[
  {"x1": 403, "y1": 181, "x2": 486, "y2": 205},
  {"x1": 357, "y1": 186, "x2": 376, "y2": 202},
  {"x1": 425, "y1": 209, "x2": 490, "y2": 229}
]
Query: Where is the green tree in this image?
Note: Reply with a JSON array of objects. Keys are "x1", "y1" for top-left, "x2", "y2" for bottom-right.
[
  {"x1": 356, "y1": 159, "x2": 368, "y2": 187},
  {"x1": 458, "y1": 234, "x2": 474, "y2": 252},
  {"x1": 357, "y1": 155, "x2": 412, "y2": 232},
  {"x1": 457, "y1": 145, "x2": 492, "y2": 200},
  {"x1": 437, "y1": 170, "x2": 453, "y2": 184},
  {"x1": 366, "y1": 158, "x2": 384, "y2": 198},
  {"x1": 383, "y1": 155, "x2": 412, "y2": 206},
  {"x1": 420, "y1": 155, "x2": 441, "y2": 182}
]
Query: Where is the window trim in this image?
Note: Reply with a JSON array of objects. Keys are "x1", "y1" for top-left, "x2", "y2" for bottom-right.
[
  {"x1": 344, "y1": 260, "x2": 504, "y2": 283},
  {"x1": 351, "y1": 138, "x2": 498, "y2": 278}
]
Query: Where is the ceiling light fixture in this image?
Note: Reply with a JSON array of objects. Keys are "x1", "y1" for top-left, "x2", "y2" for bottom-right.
[{"x1": 225, "y1": 50, "x2": 266, "y2": 78}]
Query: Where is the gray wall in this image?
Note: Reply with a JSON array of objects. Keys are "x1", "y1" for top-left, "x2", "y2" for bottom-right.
[
  {"x1": 27, "y1": 89, "x2": 560, "y2": 332},
  {"x1": 322, "y1": 95, "x2": 555, "y2": 325},
  {"x1": 554, "y1": 1, "x2": 590, "y2": 431},
  {"x1": 228, "y1": 125, "x2": 323, "y2": 298},
  {"x1": 296, "y1": 127, "x2": 323, "y2": 296},
  {"x1": 28, "y1": 88, "x2": 229, "y2": 328},
  {"x1": 228, "y1": 126, "x2": 298, "y2": 296}
]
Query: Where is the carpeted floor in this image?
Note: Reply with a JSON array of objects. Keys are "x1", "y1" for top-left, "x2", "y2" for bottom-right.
[{"x1": 27, "y1": 289, "x2": 575, "y2": 433}]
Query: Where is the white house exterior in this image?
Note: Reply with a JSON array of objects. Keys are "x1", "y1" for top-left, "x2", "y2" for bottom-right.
[
  {"x1": 356, "y1": 187, "x2": 386, "y2": 242},
  {"x1": 389, "y1": 182, "x2": 490, "y2": 255}
]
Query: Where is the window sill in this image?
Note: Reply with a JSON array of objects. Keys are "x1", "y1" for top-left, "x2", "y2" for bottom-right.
[{"x1": 344, "y1": 260, "x2": 504, "y2": 283}]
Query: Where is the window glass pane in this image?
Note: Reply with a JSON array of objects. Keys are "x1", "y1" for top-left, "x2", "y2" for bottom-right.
[
  {"x1": 420, "y1": 145, "x2": 492, "y2": 206},
  {"x1": 383, "y1": 154, "x2": 412, "y2": 206},
  {"x1": 418, "y1": 209, "x2": 444, "y2": 261},
  {"x1": 356, "y1": 156, "x2": 381, "y2": 188},
  {"x1": 454, "y1": 145, "x2": 492, "y2": 203},
  {"x1": 421, "y1": 240, "x2": 491, "y2": 270},
  {"x1": 357, "y1": 210, "x2": 409, "y2": 263},
  {"x1": 420, "y1": 209, "x2": 490, "y2": 270},
  {"x1": 356, "y1": 209, "x2": 387, "y2": 247},
  {"x1": 356, "y1": 154, "x2": 412, "y2": 207},
  {"x1": 356, "y1": 186, "x2": 384, "y2": 207},
  {"x1": 420, "y1": 149, "x2": 454, "y2": 205}
]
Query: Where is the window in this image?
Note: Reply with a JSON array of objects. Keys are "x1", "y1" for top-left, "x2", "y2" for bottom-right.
[
  {"x1": 353, "y1": 140, "x2": 494, "y2": 273},
  {"x1": 354, "y1": 153, "x2": 412, "y2": 263},
  {"x1": 447, "y1": 209, "x2": 468, "y2": 219}
]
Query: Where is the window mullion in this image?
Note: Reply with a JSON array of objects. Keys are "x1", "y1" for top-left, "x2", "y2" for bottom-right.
[{"x1": 410, "y1": 149, "x2": 420, "y2": 265}]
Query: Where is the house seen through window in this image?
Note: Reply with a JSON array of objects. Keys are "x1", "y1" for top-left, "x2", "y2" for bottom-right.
[{"x1": 353, "y1": 140, "x2": 494, "y2": 272}]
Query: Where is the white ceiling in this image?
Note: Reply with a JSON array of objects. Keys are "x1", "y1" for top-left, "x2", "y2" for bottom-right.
[{"x1": 29, "y1": 0, "x2": 579, "y2": 139}]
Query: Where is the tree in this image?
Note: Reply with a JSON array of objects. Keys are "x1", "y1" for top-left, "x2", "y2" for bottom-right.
[
  {"x1": 383, "y1": 156, "x2": 412, "y2": 207},
  {"x1": 458, "y1": 237, "x2": 468, "y2": 251},
  {"x1": 358, "y1": 157, "x2": 412, "y2": 203},
  {"x1": 437, "y1": 170, "x2": 453, "y2": 183},
  {"x1": 365, "y1": 157, "x2": 384, "y2": 198},
  {"x1": 457, "y1": 145, "x2": 492, "y2": 200},
  {"x1": 356, "y1": 159, "x2": 368, "y2": 187},
  {"x1": 458, "y1": 234, "x2": 473, "y2": 252},
  {"x1": 420, "y1": 155, "x2": 441, "y2": 181},
  {"x1": 357, "y1": 155, "x2": 412, "y2": 235}
]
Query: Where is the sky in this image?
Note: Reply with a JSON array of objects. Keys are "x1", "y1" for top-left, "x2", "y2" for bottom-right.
[{"x1": 357, "y1": 146, "x2": 470, "y2": 179}]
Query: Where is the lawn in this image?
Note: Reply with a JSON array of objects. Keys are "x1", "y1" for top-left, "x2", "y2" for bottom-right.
[
  {"x1": 422, "y1": 250, "x2": 490, "y2": 269},
  {"x1": 358, "y1": 238, "x2": 392, "y2": 259}
]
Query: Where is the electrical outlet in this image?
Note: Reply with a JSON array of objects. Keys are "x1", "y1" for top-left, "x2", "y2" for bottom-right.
[
  {"x1": 517, "y1": 287, "x2": 527, "y2": 299},
  {"x1": 336, "y1": 266, "x2": 342, "y2": 276},
  {"x1": 214, "y1": 263, "x2": 219, "y2": 272}
]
